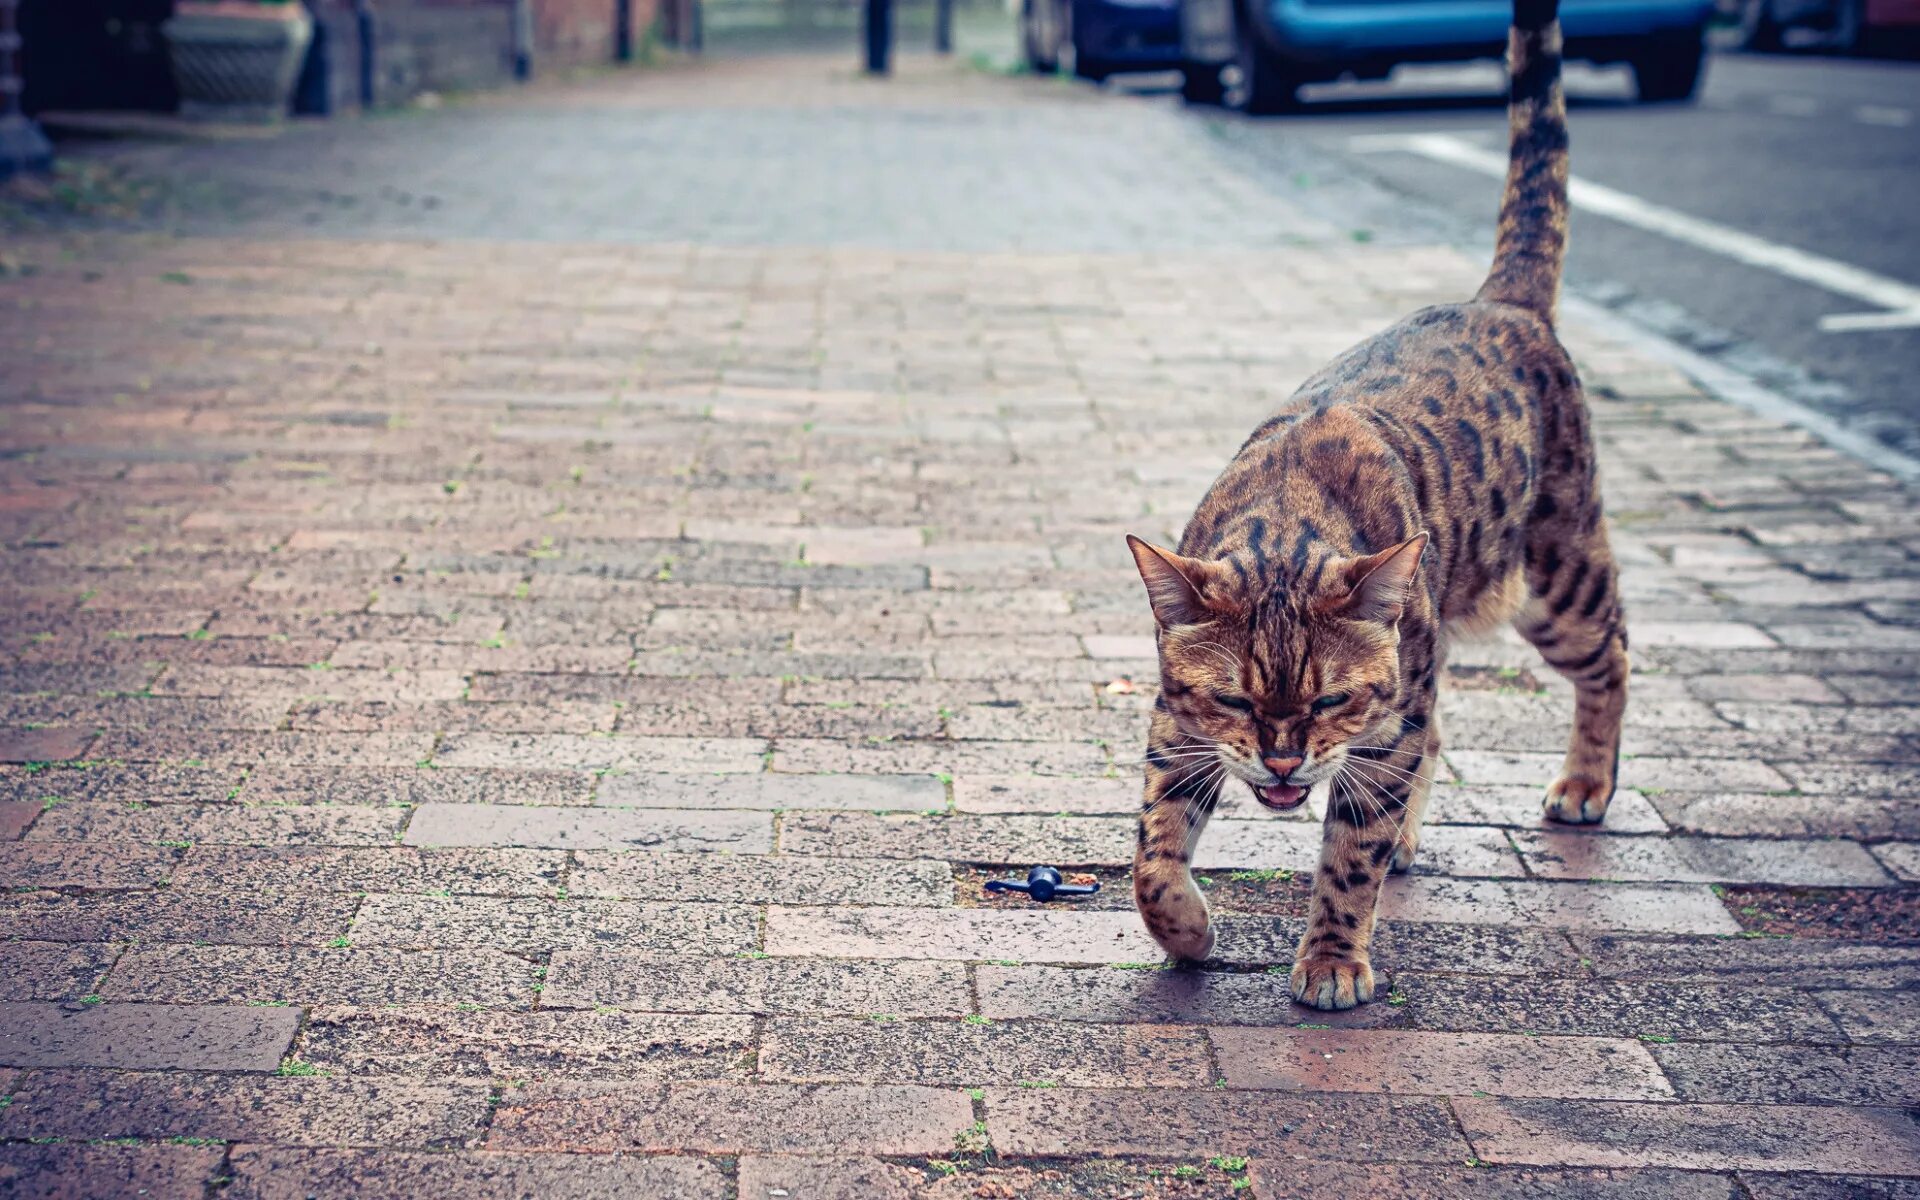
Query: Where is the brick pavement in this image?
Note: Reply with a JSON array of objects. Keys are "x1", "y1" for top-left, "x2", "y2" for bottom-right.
[{"x1": 3, "y1": 50, "x2": 1919, "y2": 1200}]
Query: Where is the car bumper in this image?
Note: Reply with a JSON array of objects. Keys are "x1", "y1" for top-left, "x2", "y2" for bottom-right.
[
  {"x1": 1186, "y1": 0, "x2": 1711, "y2": 64},
  {"x1": 1077, "y1": 0, "x2": 1184, "y2": 64}
]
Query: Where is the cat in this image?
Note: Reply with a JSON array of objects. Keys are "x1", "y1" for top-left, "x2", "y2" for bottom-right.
[{"x1": 1126, "y1": 0, "x2": 1624, "y2": 1010}]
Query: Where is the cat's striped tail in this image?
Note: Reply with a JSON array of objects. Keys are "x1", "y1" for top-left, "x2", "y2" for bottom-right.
[{"x1": 1476, "y1": 0, "x2": 1569, "y2": 321}]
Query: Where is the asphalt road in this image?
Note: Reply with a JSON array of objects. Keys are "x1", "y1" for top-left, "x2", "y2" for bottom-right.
[{"x1": 1127, "y1": 47, "x2": 1920, "y2": 459}]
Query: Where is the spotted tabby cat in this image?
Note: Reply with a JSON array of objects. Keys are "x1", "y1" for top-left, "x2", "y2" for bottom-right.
[{"x1": 1127, "y1": 0, "x2": 1623, "y2": 1009}]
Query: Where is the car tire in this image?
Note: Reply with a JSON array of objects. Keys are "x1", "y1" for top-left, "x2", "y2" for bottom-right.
[
  {"x1": 1181, "y1": 61, "x2": 1225, "y2": 104},
  {"x1": 1229, "y1": 16, "x2": 1298, "y2": 113},
  {"x1": 1022, "y1": 0, "x2": 1059, "y2": 73},
  {"x1": 1632, "y1": 27, "x2": 1706, "y2": 102},
  {"x1": 1737, "y1": 0, "x2": 1784, "y2": 49}
]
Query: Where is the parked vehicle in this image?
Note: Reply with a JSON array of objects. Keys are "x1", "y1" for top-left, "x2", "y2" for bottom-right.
[
  {"x1": 1737, "y1": 0, "x2": 1920, "y2": 51},
  {"x1": 1023, "y1": 0, "x2": 1183, "y2": 79},
  {"x1": 1179, "y1": 0, "x2": 1715, "y2": 110}
]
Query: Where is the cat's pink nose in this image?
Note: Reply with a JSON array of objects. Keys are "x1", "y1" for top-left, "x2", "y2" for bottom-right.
[{"x1": 1263, "y1": 754, "x2": 1304, "y2": 778}]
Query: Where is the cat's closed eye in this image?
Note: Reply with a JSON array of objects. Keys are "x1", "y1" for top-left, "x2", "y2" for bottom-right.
[
  {"x1": 1312, "y1": 693, "x2": 1350, "y2": 711},
  {"x1": 1214, "y1": 694, "x2": 1254, "y2": 712}
]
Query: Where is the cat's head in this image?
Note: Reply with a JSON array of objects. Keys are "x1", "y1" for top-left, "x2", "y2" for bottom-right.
[{"x1": 1125, "y1": 532, "x2": 1428, "y2": 812}]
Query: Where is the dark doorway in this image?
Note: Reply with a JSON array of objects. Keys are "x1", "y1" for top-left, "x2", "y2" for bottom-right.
[{"x1": 20, "y1": 0, "x2": 179, "y2": 114}]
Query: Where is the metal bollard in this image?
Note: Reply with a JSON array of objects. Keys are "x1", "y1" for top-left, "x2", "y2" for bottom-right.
[
  {"x1": 934, "y1": 0, "x2": 953, "y2": 53},
  {"x1": 864, "y1": 0, "x2": 892, "y2": 73}
]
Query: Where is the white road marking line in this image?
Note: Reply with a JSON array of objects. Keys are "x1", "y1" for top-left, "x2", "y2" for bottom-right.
[
  {"x1": 1855, "y1": 105, "x2": 1912, "y2": 127},
  {"x1": 1349, "y1": 131, "x2": 1920, "y2": 334}
]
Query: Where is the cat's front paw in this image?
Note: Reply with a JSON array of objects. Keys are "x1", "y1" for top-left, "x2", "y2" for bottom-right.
[
  {"x1": 1390, "y1": 829, "x2": 1419, "y2": 873},
  {"x1": 1136, "y1": 874, "x2": 1215, "y2": 961},
  {"x1": 1289, "y1": 955, "x2": 1375, "y2": 1010},
  {"x1": 1544, "y1": 773, "x2": 1612, "y2": 824}
]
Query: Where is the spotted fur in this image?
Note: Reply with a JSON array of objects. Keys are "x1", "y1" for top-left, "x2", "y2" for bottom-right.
[{"x1": 1127, "y1": 0, "x2": 1627, "y2": 1009}]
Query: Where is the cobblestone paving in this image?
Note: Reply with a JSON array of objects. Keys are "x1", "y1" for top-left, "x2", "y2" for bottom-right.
[{"x1": 3, "y1": 51, "x2": 1919, "y2": 1200}]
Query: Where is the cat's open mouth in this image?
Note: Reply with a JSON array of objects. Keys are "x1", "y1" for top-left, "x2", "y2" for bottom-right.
[{"x1": 1254, "y1": 783, "x2": 1308, "y2": 811}]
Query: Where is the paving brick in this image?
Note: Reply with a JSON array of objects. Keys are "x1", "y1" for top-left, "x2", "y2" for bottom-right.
[
  {"x1": 405, "y1": 803, "x2": 773, "y2": 852},
  {"x1": 1423, "y1": 783, "x2": 1668, "y2": 833},
  {"x1": 0, "y1": 1001, "x2": 298, "y2": 1070},
  {"x1": 0, "y1": 890, "x2": 356, "y2": 945},
  {"x1": 170, "y1": 845, "x2": 567, "y2": 895},
  {"x1": 1511, "y1": 831, "x2": 1892, "y2": 886},
  {"x1": 1211, "y1": 1028, "x2": 1671, "y2": 1100},
  {"x1": 0, "y1": 800, "x2": 36, "y2": 840},
  {"x1": 1446, "y1": 750, "x2": 1795, "y2": 794},
  {"x1": 1379, "y1": 877, "x2": 1741, "y2": 934},
  {"x1": 1814, "y1": 989, "x2": 1920, "y2": 1044},
  {"x1": 0, "y1": 843, "x2": 177, "y2": 889},
  {"x1": 0, "y1": 1067, "x2": 491, "y2": 1147},
  {"x1": 596, "y1": 771, "x2": 944, "y2": 811},
  {"x1": 766, "y1": 905, "x2": 1161, "y2": 963},
  {"x1": 1454, "y1": 1098, "x2": 1920, "y2": 1173},
  {"x1": 0, "y1": 943, "x2": 117, "y2": 1001},
  {"x1": 952, "y1": 774, "x2": 1138, "y2": 815},
  {"x1": 780, "y1": 811, "x2": 1133, "y2": 863},
  {"x1": 1574, "y1": 934, "x2": 1920, "y2": 988},
  {"x1": 1875, "y1": 841, "x2": 1920, "y2": 882},
  {"x1": 299, "y1": 1006, "x2": 754, "y2": 1080},
  {"x1": 1651, "y1": 1042, "x2": 1920, "y2": 1104},
  {"x1": 25, "y1": 801, "x2": 408, "y2": 847},
  {"x1": 1741, "y1": 1175, "x2": 1920, "y2": 1200},
  {"x1": 1246, "y1": 1163, "x2": 1739, "y2": 1200},
  {"x1": 353, "y1": 895, "x2": 759, "y2": 954},
  {"x1": 90, "y1": 729, "x2": 435, "y2": 768},
  {"x1": 545, "y1": 953, "x2": 971, "y2": 1017},
  {"x1": 101, "y1": 946, "x2": 537, "y2": 1007},
  {"x1": 772, "y1": 738, "x2": 1108, "y2": 777},
  {"x1": 761, "y1": 1017, "x2": 1211, "y2": 1086},
  {"x1": 488, "y1": 1081, "x2": 973, "y2": 1153},
  {"x1": 0, "y1": 1144, "x2": 226, "y2": 1200},
  {"x1": 569, "y1": 851, "x2": 951, "y2": 905},
  {"x1": 1651, "y1": 791, "x2": 1920, "y2": 839},
  {"x1": 433, "y1": 733, "x2": 768, "y2": 774},
  {"x1": 985, "y1": 1086, "x2": 1467, "y2": 1160},
  {"x1": 978, "y1": 964, "x2": 1386, "y2": 1026},
  {"x1": 0, "y1": 728, "x2": 97, "y2": 764},
  {"x1": 1393, "y1": 975, "x2": 1845, "y2": 1042},
  {"x1": 0, "y1": 763, "x2": 242, "y2": 807},
  {"x1": 224, "y1": 1149, "x2": 728, "y2": 1200}
]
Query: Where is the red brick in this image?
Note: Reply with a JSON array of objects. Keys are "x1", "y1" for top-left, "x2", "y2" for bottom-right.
[
  {"x1": 224, "y1": 1149, "x2": 728, "y2": 1200},
  {"x1": 953, "y1": 774, "x2": 1137, "y2": 815},
  {"x1": 1454, "y1": 1098, "x2": 1920, "y2": 1173},
  {"x1": 597, "y1": 771, "x2": 943, "y2": 811},
  {"x1": 0, "y1": 1001, "x2": 298, "y2": 1070},
  {"x1": 1210, "y1": 1028, "x2": 1672, "y2": 1100},
  {"x1": 0, "y1": 729, "x2": 95, "y2": 764},
  {"x1": 435, "y1": 733, "x2": 766, "y2": 773},
  {"x1": 0, "y1": 943, "x2": 117, "y2": 1001},
  {"x1": 25, "y1": 801, "x2": 406, "y2": 846},
  {"x1": 488, "y1": 1081, "x2": 974, "y2": 1153},
  {"x1": 568, "y1": 850, "x2": 950, "y2": 905},
  {"x1": 0, "y1": 890, "x2": 356, "y2": 945},
  {"x1": 169, "y1": 845, "x2": 568, "y2": 895},
  {"x1": 1511, "y1": 831, "x2": 1891, "y2": 886}
]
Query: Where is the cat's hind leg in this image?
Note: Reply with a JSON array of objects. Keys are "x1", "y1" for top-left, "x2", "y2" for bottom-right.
[
  {"x1": 1515, "y1": 522, "x2": 1629, "y2": 824},
  {"x1": 1133, "y1": 710, "x2": 1226, "y2": 961}
]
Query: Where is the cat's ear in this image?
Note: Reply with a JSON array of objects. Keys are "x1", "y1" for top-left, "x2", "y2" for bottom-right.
[
  {"x1": 1126, "y1": 535, "x2": 1223, "y2": 628},
  {"x1": 1327, "y1": 532, "x2": 1430, "y2": 624}
]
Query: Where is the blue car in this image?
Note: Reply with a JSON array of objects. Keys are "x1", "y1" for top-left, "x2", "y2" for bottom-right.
[
  {"x1": 1177, "y1": 0, "x2": 1713, "y2": 108},
  {"x1": 1022, "y1": 0, "x2": 1184, "y2": 79}
]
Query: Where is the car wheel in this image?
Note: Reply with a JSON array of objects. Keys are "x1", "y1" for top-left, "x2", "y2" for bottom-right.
[
  {"x1": 1633, "y1": 26, "x2": 1706, "y2": 102},
  {"x1": 1737, "y1": 0, "x2": 1784, "y2": 50},
  {"x1": 1022, "y1": 0, "x2": 1060, "y2": 72},
  {"x1": 1181, "y1": 61, "x2": 1225, "y2": 104},
  {"x1": 1228, "y1": 14, "x2": 1297, "y2": 113}
]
